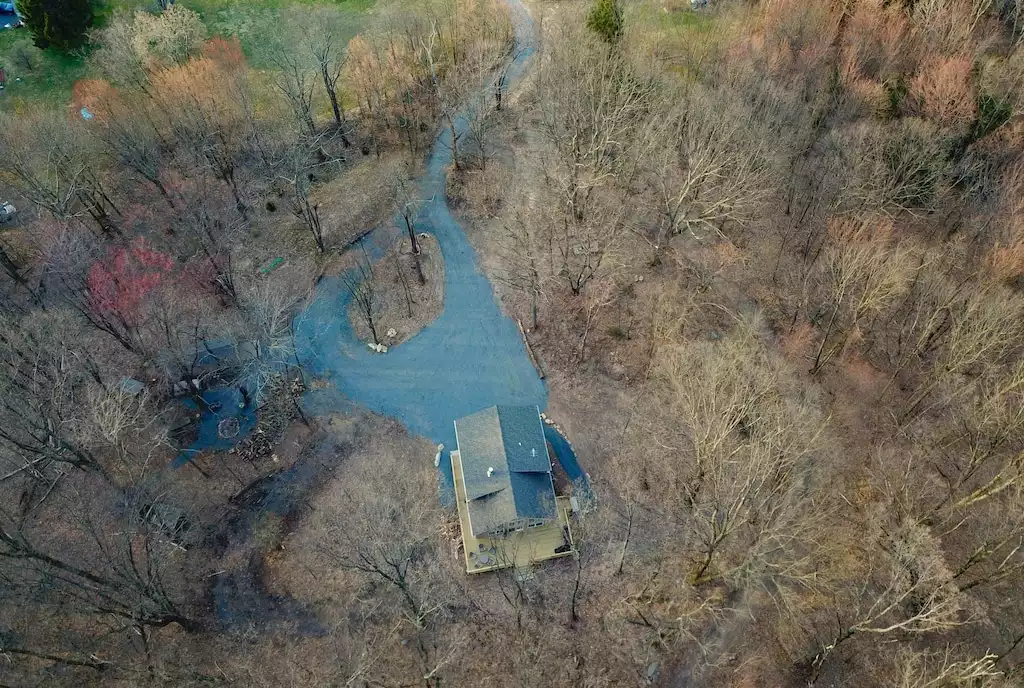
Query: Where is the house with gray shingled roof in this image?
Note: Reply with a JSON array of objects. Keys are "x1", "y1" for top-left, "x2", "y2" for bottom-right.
[{"x1": 453, "y1": 405, "x2": 558, "y2": 537}]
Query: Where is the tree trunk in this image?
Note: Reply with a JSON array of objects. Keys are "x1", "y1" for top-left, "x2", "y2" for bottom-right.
[
  {"x1": 404, "y1": 216, "x2": 426, "y2": 285},
  {"x1": 323, "y1": 67, "x2": 342, "y2": 126},
  {"x1": 393, "y1": 251, "x2": 414, "y2": 318},
  {"x1": 615, "y1": 501, "x2": 633, "y2": 576},
  {"x1": 690, "y1": 545, "x2": 718, "y2": 585},
  {"x1": 223, "y1": 168, "x2": 247, "y2": 221},
  {"x1": 147, "y1": 613, "x2": 204, "y2": 634},
  {"x1": 809, "y1": 628, "x2": 856, "y2": 684},
  {"x1": 321, "y1": 68, "x2": 351, "y2": 148},
  {"x1": 569, "y1": 554, "x2": 583, "y2": 624},
  {"x1": 405, "y1": 214, "x2": 420, "y2": 254},
  {"x1": 449, "y1": 119, "x2": 460, "y2": 171},
  {"x1": 811, "y1": 301, "x2": 841, "y2": 375},
  {"x1": 0, "y1": 243, "x2": 25, "y2": 285},
  {"x1": 0, "y1": 646, "x2": 109, "y2": 671},
  {"x1": 291, "y1": 391, "x2": 310, "y2": 428},
  {"x1": 495, "y1": 70, "x2": 506, "y2": 110},
  {"x1": 186, "y1": 456, "x2": 210, "y2": 478}
]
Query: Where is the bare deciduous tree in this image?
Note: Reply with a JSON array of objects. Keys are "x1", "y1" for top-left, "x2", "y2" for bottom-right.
[
  {"x1": 836, "y1": 118, "x2": 952, "y2": 216},
  {"x1": 0, "y1": 109, "x2": 120, "y2": 233},
  {"x1": 630, "y1": 314, "x2": 825, "y2": 607},
  {"x1": 811, "y1": 217, "x2": 917, "y2": 374},
  {"x1": 0, "y1": 484, "x2": 199, "y2": 654},
  {"x1": 0, "y1": 311, "x2": 111, "y2": 482},
  {"x1": 238, "y1": 263, "x2": 313, "y2": 420},
  {"x1": 808, "y1": 514, "x2": 966, "y2": 683},
  {"x1": 316, "y1": 436, "x2": 455, "y2": 678},
  {"x1": 80, "y1": 381, "x2": 167, "y2": 482},
  {"x1": 900, "y1": 283, "x2": 1024, "y2": 423},
  {"x1": 344, "y1": 247, "x2": 381, "y2": 345},
  {"x1": 495, "y1": 194, "x2": 548, "y2": 329},
  {"x1": 893, "y1": 645, "x2": 1002, "y2": 688},
  {"x1": 650, "y1": 84, "x2": 775, "y2": 247},
  {"x1": 268, "y1": 39, "x2": 318, "y2": 137},
  {"x1": 535, "y1": 21, "x2": 657, "y2": 294},
  {"x1": 393, "y1": 171, "x2": 426, "y2": 284},
  {"x1": 300, "y1": 8, "x2": 351, "y2": 145}
]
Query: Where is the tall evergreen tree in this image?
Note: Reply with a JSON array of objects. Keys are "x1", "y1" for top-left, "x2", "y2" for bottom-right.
[
  {"x1": 586, "y1": 0, "x2": 623, "y2": 45},
  {"x1": 18, "y1": 0, "x2": 93, "y2": 51}
]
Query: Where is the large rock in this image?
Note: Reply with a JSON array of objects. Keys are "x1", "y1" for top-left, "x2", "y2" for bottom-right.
[{"x1": 646, "y1": 662, "x2": 660, "y2": 683}]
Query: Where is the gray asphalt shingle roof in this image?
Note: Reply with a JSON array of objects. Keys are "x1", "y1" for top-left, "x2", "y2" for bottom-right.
[
  {"x1": 497, "y1": 405, "x2": 551, "y2": 472},
  {"x1": 455, "y1": 405, "x2": 556, "y2": 536}
]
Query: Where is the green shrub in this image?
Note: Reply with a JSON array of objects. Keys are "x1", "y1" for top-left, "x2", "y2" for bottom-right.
[
  {"x1": 586, "y1": 0, "x2": 623, "y2": 45},
  {"x1": 972, "y1": 94, "x2": 1012, "y2": 141},
  {"x1": 883, "y1": 78, "x2": 908, "y2": 120}
]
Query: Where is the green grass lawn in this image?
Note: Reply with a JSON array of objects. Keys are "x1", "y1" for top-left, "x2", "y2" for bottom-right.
[
  {"x1": 631, "y1": 2, "x2": 714, "y2": 34},
  {"x1": 184, "y1": 0, "x2": 374, "y2": 67},
  {"x1": 0, "y1": 28, "x2": 89, "y2": 107},
  {"x1": 0, "y1": 0, "x2": 375, "y2": 110}
]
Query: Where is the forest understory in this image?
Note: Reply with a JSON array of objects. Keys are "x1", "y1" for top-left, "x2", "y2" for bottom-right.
[{"x1": 3, "y1": 0, "x2": 1024, "y2": 686}]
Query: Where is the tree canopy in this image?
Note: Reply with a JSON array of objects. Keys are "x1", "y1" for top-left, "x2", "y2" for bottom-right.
[{"x1": 18, "y1": 0, "x2": 94, "y2": 51}]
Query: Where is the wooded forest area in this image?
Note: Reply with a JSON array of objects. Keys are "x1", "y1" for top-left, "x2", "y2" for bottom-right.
[{"x1": 2, "y1": 0, "x2": 1024, "y2": 685}]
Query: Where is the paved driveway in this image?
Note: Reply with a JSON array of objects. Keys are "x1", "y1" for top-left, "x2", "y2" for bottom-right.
[{"x1": 294, "y1": 1, "x2": 567, "y2": 489}]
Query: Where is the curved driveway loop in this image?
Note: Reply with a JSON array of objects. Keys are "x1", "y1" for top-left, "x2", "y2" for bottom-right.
[{"x1": 295, "y1": 3, "x2": 579, "y2": 490}]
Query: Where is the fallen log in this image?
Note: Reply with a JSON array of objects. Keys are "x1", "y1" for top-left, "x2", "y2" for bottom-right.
[{"x1": 517, "y1": 319, "x2": 545, "y2": 380}]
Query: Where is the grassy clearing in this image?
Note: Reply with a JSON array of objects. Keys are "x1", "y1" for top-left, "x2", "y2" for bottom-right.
[
  {"x1": 630, "y1": 0, "x2": 714, "y2": 33},
  {"x1": 0, "y1": 29, "x2": 88, "y2": 107},
  {"x1": 0, "y1": 0, "x2": 375, "y2": 109},
  {"x1": 627, "y1": 0, "x2": 724, "y2": 81},
  {"x1": 176, "y1": 0, "x2": 374, "y2": 66}
]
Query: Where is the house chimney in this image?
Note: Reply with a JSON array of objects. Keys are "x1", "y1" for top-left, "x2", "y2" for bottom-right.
[{"x1": 487, "y1": 466, "x2": 495, "y2": 477}]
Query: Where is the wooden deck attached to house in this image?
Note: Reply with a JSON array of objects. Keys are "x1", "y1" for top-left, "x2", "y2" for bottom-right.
[{"x1": 451, "y1": 450, "x2": 574, "y2": 574}]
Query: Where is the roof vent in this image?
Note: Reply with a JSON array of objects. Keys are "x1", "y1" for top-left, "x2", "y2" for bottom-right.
[
  {"x1": 531, "y1": 448, "x2": 537, "y2": 457},
  {"x1": 487, "y1": 466, "x2": 495, "y2": 477}
]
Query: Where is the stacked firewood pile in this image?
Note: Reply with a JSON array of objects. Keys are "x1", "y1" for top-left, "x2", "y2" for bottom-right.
[{"x1": 230, "y1": 376, "x2": 304, "y2": 462}]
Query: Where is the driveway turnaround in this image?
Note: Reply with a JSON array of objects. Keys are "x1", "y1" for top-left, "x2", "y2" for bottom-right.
[
  {"x1": 168, "y1": 1, "x2": 582, "y2": 491},
  {"x1": 294, "y1": 1, "x2": 580, "y2": 490}
]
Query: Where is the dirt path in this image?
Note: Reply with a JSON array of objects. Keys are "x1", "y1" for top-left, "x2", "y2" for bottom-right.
[{"x1": 204, "y1": 419, "x2": 369, "y2": 632}]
